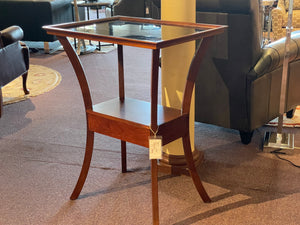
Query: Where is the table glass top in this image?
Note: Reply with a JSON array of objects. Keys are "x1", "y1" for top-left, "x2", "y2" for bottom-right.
[
  {"x1": 68, "y1": 20, "x2": 204, "y2": 43},
  {"x1": 43, "y1": 17, "x2": 226, "y2": 49}
]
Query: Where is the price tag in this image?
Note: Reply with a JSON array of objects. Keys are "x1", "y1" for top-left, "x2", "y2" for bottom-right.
[{"x1": 149, "y1": 136, "x2": 162, "y2": 159}]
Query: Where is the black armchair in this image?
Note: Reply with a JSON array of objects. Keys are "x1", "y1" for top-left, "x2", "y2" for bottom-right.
[
  {"x1": 0, "y1": 26, "x2": 29, "y2": 117},
  {"x1": 195, "y1": 0, "x2": 300, "y2": 144}
]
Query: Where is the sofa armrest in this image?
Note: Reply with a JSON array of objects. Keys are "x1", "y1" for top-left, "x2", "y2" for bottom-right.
[
  {"x1": 0, "y1": 26, "x2": 24, "y2": 47},
  {"x1": 251, "y1": 31, "x2": 300, "y2": 77}
]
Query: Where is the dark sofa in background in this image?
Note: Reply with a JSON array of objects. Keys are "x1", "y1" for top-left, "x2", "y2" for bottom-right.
[
  {"x1": 113, "y1": 0, "x2": 160, "y2": 18},
  {"x1": 114, "y1": 0, "x2": 300, "y2": 144},
  {"x1": 0, "y1": 0, "x2": 74, "y2": 42}
]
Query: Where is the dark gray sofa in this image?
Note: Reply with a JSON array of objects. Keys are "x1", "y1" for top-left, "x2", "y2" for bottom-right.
[
  {"x1": 113, "y1": 0, "x2": 300, "y2": 144},
  {"x1": 194, "y1": 0, "x2": 300, "y2": 144},
  {"x1": 0, "y1": 0, "x2": 74, "y2": 42}
]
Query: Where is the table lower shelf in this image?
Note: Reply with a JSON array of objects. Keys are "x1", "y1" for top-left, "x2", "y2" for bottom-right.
[{"x1": 87, "y1": 98, "x2": 188, "y2": 147}]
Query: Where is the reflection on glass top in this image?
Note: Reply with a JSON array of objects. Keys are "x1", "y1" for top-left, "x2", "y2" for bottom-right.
[{"x1": 68, "y1": 21, "x2": 203, "y2": 42}]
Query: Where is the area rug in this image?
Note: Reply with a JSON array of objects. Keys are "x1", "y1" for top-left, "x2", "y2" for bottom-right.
[
  {"x1": 2, "y1": 64, "x2": 62, "y2": 105},
  {"x1": 267, "y1": 106, "x2": 300, "y2": 128}
]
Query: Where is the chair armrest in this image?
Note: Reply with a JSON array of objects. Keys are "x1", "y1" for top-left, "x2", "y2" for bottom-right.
[
  {"x1": 251, "y1": 31, "x2": 300, "y2": 77},
  {"x1": 0, "y1": 26, "x2": 24, "y2": 47}
]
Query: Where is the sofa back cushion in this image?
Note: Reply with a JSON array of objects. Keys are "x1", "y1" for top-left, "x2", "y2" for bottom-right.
[{"x1": 196, "y1": 0, "x2": 251, "y2": 14}]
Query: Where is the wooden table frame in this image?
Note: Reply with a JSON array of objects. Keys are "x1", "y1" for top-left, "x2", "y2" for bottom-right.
[{"x1": 44, "y1": 16, "x2": 226, "y2": 225}]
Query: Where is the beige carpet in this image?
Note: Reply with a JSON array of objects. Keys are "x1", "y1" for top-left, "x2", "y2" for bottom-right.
[
  {"x1": 267, "y1": 106, "x2": 300, "y2": 127},
  {"x1": 0, "y1": 46, "x2": 299, "y2": 225},
  {"x1": 2, "y1": 64, "x2": 61, "y2": 105}
]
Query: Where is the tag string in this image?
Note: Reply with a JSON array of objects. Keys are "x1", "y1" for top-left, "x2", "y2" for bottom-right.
[{"x1": 149, "y1": 126, "x2": 159, "y2": 137}]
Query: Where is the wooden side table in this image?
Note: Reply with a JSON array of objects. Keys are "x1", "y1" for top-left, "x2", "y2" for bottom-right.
[
  {"x1": 72, "y1": 0, "x2": 117, "y2": 50},
  {"x1": 44, "y1": 16, "x2": 226, "y2": 225},
  {"x1": 72, "y1": 0, "x2": 116, "y2": 19}
]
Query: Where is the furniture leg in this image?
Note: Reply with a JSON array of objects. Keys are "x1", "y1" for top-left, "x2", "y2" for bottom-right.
[
  {"x1": 121, "y1": 140, "x2": 127, "y2": 173},
  {"x1": 96, "y1": 8, "x2": 101, "y2": 50},
  {"x1": 239, "y1": 131, "x2": 254, "y2": 145},
  {"x1": 22, "y1": 72, "x2": 30, "y2": 95},
  {"x1": 70, "y1": 130, "x2": 95, "y2": 200},
  {"x1": 44, "y1": 42, "x2": 50, "y2": 54},
  {"x1": 118, "y1": 45, "x2": 124, "y2": 101},
  {"x1": 0, "y1": 88, "x2": 2, "y2": 118},
  {"x1": 151, "y1": 159, "x2": 159, "y2": 225},
  {"x1": 182, "y1": 132, "x2": 211, "y2": 203},
  {"x1": 150, "y1": 48, "x2": 160, "y2": 224},
  {"x1": 286, "y1": 107, "x2": 296, "y2": 118},
  {"x1": 56, "y1": 37, "x2": 95, "y2": 200}
]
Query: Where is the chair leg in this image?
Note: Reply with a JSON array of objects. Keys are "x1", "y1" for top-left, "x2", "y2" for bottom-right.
[
  {"x1": 22, "y1": 72, "x2": 30, "y2": 95},
  {"x1": 121, "y1": 140, "x2": 127, "y2": 173},
  {"x1": 286, "y1": 108, "x2": 296, "y2": 119},
  {"x1": 151, "y1": 159, "x2": 159, "y2": 225},
  {"x1": 182, "y1": 134, "x2": 211, "y2": 203},
  {"x1": 44, "y1": 42, "x2": 50, "y2": 54},
  {"x1": 70, "y1": 130, "x2": 95, "y2": 200}
]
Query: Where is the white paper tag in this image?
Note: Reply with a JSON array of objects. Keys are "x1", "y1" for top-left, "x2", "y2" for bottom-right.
[{"x1": 149, "y1": 136, "x2": 162, "y2": 159}]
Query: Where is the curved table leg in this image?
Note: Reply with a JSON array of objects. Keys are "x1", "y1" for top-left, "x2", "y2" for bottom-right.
[
  {"x1": 0, "y1": 88, "x2": 2, "y2": 117},
  {"x1": 182, "y1": 132, "x2": 211, "y2": 203},
  {"x1": 151, "y1": 159, "x2": 159, "y2": 225},
  {"x1": 70, "y1": 130, "x2": 95, "y2": 200},
  {"x1": 56, "y1": 37, "x2": 95, "y2": 200}
]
